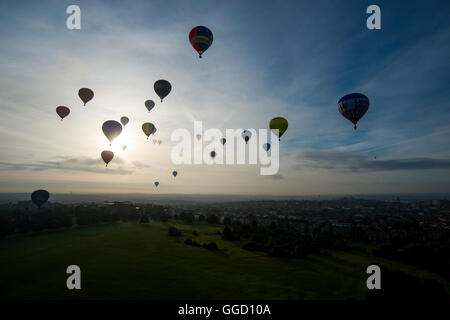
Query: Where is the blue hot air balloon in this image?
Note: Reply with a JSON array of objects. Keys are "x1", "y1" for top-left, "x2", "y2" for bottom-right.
[
  {"x1": 31, "y1": 189, "x2": 50, "y2": 208},
  {"x1": 172, "y1": 171, "x2": 178, "y2": 178}
]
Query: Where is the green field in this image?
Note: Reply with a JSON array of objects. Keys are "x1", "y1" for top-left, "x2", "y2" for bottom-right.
[{"x1": 0, "y1": 221, "x2": 448, "y2": 300}]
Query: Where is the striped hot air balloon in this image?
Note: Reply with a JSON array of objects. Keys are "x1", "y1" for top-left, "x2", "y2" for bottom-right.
[
  {"x1": 189, "y1": 26, "x2": 213, "y2": 58},
  {"x1": 337, "y1": 93, "x2": 370, "y2": 130}
]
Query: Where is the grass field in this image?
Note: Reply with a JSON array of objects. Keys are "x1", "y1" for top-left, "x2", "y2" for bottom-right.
[{"x1": 0, "y1": 221, "x2": 448, "y2": 300}]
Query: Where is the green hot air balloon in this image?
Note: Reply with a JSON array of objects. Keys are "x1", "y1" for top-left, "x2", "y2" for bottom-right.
[
  {"x1": 269, "y1": 117, "x2": 288, "y2": 141},
  {"x1": 142, "y1": 122, "x2": 155, "y2": 139}
]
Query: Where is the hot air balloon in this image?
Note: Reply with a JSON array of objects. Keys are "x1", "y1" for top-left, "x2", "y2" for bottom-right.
[
  {"x1": 263, "y1": 143, "x2": 271, "y2": 152},
  {"x1": 189, "y1": 26, "x2": 213, "y2": 58},
  {"x1": 31, "y1": 189, "x2": 50, "y2": 208},
  {"x1": 337, "y1": 93, "x2": 370, "y2": 130},
  {"x1": 242, "y1": 130, "x2": 252, "y2": 144},
  {"x1": 210, "y1": 151, "x2": 216, "y2": 159},
  {"x1": 122, "y1": 145, "x2": 127, "y2": 151},
  {"x1": 78, "y1": 88, "x2": 94, "y2": 106},
  {"x1": 172, "y1": 171, "x2": 178, "y2": 177},
  {"x1": 142, "y1": 122, "x2": 155, "y2": 139},
  {"x1": 154, "y1": 181, "x2": 159, "y2": 187},
  {"x1": 145, "y1": 100, "x2": 155, "y2": 112},
  {"x1": 153, "y1": 139, "x2": 157, "y2": 144},
  {"x1": 151, "y1": 126, "x2": 157, "y2": 135},
  {"x1": 56, "y1": 106, "x2": 70, "y2": 120},
  {"x1": 120, "y1": 116, "x2": 129, "y2": 127},
  {"x1": 220, "y1": 138, "x2": 226, "y2": 145},
  {"x1": 196, "y1": 134, "x2": 202, "y2": 141},
  {"x1": 101, "y1": 151, "x2": 114, "y2": 167},
  {"x1": 269, "y1": 117, "x2": 288, "y2": 141},
  {"x1": 154, "y1": 80, "x2": 171, "y2": 102},
  {"x1": 102, "y1": 120, "x2": 122, "y2": 145},
  {"x1": 158, "y1": 139, "x2": 162, "y2": 145}
]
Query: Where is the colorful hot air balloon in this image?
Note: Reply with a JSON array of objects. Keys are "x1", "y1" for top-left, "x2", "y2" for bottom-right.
[
  {"x1": 78, "y1": 88, "x2": 94, "y2": 106},
  {"x1": 337, "y1": 93, "x2": 370, "y2": 130},
  {"x1": 269, "y1": 117, "x2": 288, "y2": 141},
  {"x1": 31, "y1": 189, "x2": 50, "y2": 208},
  {"x1": 263, "y1": 143, "x2": 271, "y2": 152},
  {"x1": 101, "y1": 150, "x2": 114, "y2": 167},
  {"x1": 154, "y1": 181, "x2": 159, "y2": 187},
  {"x1": 189, "y1": 26, "x2": 213, "y2": 58},
  {"x1": 242, "y1": 130, "x2": 252, "y2": 144},
  {"x1": 154, "y1": 80, "x2": 171, "y2": 102},
  {"x1": 102, "y1": 120, "x2": 122, "y2": 145},
  {"x1": 145, "y1": 100, "x2": 155, "y2": 112},
  {"x1": 210, "y1": 150, "x2": 216, "y2": 159},
  {"x1": 220, "y1": 138, "x2": 226, "y2": 145},
  {"x1": 142, "y1": 122, "x2": 155, "y2": 139},
  {"x1": 56, "y1": 106, "x2": 70, "y2": 120},
  {"x1": 120, "y1": 116, "x2": 129, "y2": 127},
  {"x1": 172, "y1": 171, "x2": 178, "y2": 177}
]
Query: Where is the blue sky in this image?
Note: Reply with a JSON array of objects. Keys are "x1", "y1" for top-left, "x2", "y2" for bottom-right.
[{"x1": 0, "y1": 0, "x2": 449, "y2": 195}]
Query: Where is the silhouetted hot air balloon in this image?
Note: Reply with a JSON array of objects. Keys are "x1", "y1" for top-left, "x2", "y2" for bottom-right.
[
  {"x1": 263, "y1": 143, "x2": 271, "y2": 152},
  {"x1": 189, "y1": 26, "x2": 213, "y2": 58},
  {"x1": 153, "y1": 139, "x2": 157, "y2": 144},
  {"x1": 220, "y1": 138, "x2": 226, "y2": 145},
  {"x1": 196, "y1": 134, "x2": 202, "y2": 141},
  {"x1": 154, "y1": 181, "x2": 159, "y2": 187},
  {"x1": 269, "y1": 117, "x2": 288, "y2": 141},
  {"x1": 101, "y1": 150, "x2": 114, "y2": 167},
  {"x1": 337, "y1": 93, "x2": 370, "y2": 130},
  {"x1": 210, "y1": 151, "x2": 216, "y2": 159},
  {"x1": 158, "y1": 139, "x2": 162, "y2": 145},
  {"x1": 154, "y1": 80, "x2": 171, "y2": 102},
  {"x1": 142, "y1": 122, "x2": 155, "y2": 139},
  {"x1": 120, "y1": 116, "x2": 129, "y2": 127},
  {"x1": 145, "y1": 100, "x2": 155, "y2": 112},
  {"x1": 102, "y1": 120, "x2": 122, "y2": 145},
  {"x1": 172, "y1": 171, "x2": 178, "y2": 177},
  {"x1": 31, "y1": 189, "x2": 50, "y2": 208},
  {"x1": 122, "y1": 145, "x2": 127, "y2": 151},
  {"x1": 56, "y1": 106, "x2": 70, "y2": 120},
  {"x1": 78, "y1": 88, "x2": 94, "y2": 106},
  {"x1": 242, "y1": 130, "x2": 252, "y2": 144}
]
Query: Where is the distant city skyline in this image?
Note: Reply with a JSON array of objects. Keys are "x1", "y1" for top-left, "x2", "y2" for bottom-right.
[{"x1": 0, "y1": 0, "x2": 450, "y2": 195}]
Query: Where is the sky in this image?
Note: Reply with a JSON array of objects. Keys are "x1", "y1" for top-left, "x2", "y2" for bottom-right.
[{"x1": 0, "y1": 0, "x2": 449, "y2": 195}]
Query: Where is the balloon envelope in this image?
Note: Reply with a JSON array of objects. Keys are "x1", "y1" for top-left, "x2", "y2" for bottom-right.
[
  {"x1": 78, "y1": 88, "x2": 94, "y2": 106},
  {"x1": 154, "y1": 80, "x2": 171, "y2": 102},
  {"x1": 102, "y1": 120, "x2": 122, "y2": 144},
  {"x1": 269, "y1": 117, "x2": 288, "y2": 140},
  {"x1": 263, "y1": 143, "x2": 271, "y2": 152},
  {"x1": 31, "y1": 189, "x2": 50, "y2": 208},
  {"x1": 242, "y1": 130, "x2": 252, "y2": 144},
  {"x1": 56, "y1": 106, "x2": 70, "y2": 120},
  {"x1": 189, "y1": 26, "x2": 213, "y2": 58},
  {"x1": 210, "y1": 151, "x2": 216, "y2": 158},
  {"x1": 220, "y1": 138, "x2": 226, "y2": 145},
  {"x1": 145, "y1": 100, "x2": 155, "y2": 112},
  {"x1": 101, "y1": 150, "x2": 114, "y2": 166},
  {"x1": 120, "y1": 116, "x2": 129, "y2": 126},
  {"x1": 172, "y1": 171, "x2": 178, "y2": 177},
  {"x1": 337, "y1": 93, "x2": 370, "y2": 130},
  {"x1": 158, "y1": 139, "x2": 162, "y2": 145},
  {"x1": 142, "y1": 122, "x2": 155, "y2": 139}
]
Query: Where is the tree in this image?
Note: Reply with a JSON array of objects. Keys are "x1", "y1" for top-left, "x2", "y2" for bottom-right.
[
  {"x1": 206, "y1": 214, "x2": 219, "y2": 224},
  {"x1": 222, "y1": 226, "x2": 234, "y2": 241},
  {"x1": 168, "y1": 226, "x2": 181, "y2": 237}
]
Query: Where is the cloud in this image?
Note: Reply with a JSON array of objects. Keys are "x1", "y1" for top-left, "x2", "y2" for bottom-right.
[
  {"x1": 292, "y1": 149, "x2": 450, "y2": 172},
  {"x1": 0, "y1": 156, "x2": 150, "y2": 175}
]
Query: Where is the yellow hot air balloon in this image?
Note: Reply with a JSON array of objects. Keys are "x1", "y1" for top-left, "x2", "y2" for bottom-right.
[
  {"x1": 142, "y1": 122, "x2": 155, "y2": 139},
  {"x1": 269, "y1": 117, "x2": 288, "y2": 141}
]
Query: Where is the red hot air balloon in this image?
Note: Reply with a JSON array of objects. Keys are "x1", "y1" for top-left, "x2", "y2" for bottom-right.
[
  {"x1": 337, "y1": 93, "x2": 370, "y2": 130},
  {"x1": 56, "y1": 106, "x2": 70, "y2": 120},
  {"x1": 210, "y1": 151, "x2": 216, "y2": 159},
  {"x1": 189, "y1": 26, "x2": 213, "y2": 58},
  {"x1": 78, "y1": 88, "x2": 94, "y2": 106}
]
